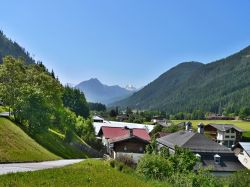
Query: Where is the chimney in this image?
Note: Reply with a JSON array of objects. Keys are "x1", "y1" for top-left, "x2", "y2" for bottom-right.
[
  {"x1": 185, "y1": 122, "x2": 192, "y2": 131},
  {"x1": 197, "y1": 123, "x2": 205, "y2": 134}
]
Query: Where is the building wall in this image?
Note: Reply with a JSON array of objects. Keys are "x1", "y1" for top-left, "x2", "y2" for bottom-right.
[
  {"x1": 114, "y1": 140, "x2": 147, "y2": 153},
  {"x1": 237, "y1": 150, "x2": 250, "y2": 169}
]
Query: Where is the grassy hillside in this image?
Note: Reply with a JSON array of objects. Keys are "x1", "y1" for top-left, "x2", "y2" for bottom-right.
[
  {"x1": 114, "y1": 46, "x2": 250, "y2": 114},
  {"x1": 0, "y1": 117, "x2": 59, "y2": 162},
  {"x1": 0, "y1": 160, "x2": 169, "y2": 187},
  {"x1": 32, "y1": 129, "x2": 90, "y2": 159}
]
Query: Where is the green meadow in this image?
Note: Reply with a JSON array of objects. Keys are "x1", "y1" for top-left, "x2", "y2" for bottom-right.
[
  {"x1": 173, "y1": 120, "x2": 250, "y2": 131},
  {"x1": 0, "y1": 160, "x2": 169, "y2": 187},
  {"x1": 0, "y1": 117, "x2": 59, "y2": 162}
]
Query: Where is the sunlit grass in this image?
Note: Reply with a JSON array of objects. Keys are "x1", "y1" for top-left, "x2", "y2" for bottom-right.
[
  {"x1": 0, "y1": 117, "x2": 59, "y2": 162},
  {"x1": 173, "y1": 120, "x2": 250, "y2": 131},
  {"x1": 0, "y1": 160, "x2": 170, "y2": 187}
]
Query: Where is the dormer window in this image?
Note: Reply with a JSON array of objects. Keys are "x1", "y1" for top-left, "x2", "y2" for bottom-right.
[{"x1": 214, "y1": 154, "x2": 221, "y2": 164}]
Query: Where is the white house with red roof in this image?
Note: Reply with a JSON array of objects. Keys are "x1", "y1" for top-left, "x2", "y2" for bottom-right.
[{"x1": 98, "y1": 126, "x2": 151, "y2": 162}]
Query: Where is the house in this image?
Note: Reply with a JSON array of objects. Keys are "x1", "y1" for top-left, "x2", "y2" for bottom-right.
[
  {"x1": 232, "y1": 142, "x2": 250, "y2": 169},
  {"x1": 93, "y1": 120, "x2": 154, "y2": 135},
  {"x1": 116, "y1": 114, "x2": 129, "y2": 122},
  {"x1": 206, "y1": 113, "x2": 235, "y2": 120},
  {"x1": 157, "y1": 128, "x2": 245, "y2": 175},
  {"x1": 151, "y1": 116, "x2": 167, "y2": 126},
  {"x1": 98, "y1": 126, "x2": 150, "y2": 163},
  {"x1": 204, "y1": 124, "x2": 244, "y2": 148}
]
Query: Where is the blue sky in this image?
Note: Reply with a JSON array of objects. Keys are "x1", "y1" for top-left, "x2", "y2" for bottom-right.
[{"x1": 1, "y1": 0, "x2": 250, "y2": 88}]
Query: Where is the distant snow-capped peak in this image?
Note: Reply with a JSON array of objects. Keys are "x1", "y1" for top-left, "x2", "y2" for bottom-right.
[{"x1": 125, "y1": 84, "x2": 137, "y2": 91}]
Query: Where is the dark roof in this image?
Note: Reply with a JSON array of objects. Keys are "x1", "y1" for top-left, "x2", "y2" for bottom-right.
[
  {"x1": 206, "y1": 124, "x2": 244, "y2": 132},
  {"x1": 157, "y1": 130, "x2": 245, "y2": 172},
  {"x1": 194, "y1": 155, "x2": 245, "y2": 172},
  {"x1": 157, "y1": 130, "x2": 231, "y2": 153},
  {"x1": 109, "y1": 135, "x2": 149, "y2": 144}
]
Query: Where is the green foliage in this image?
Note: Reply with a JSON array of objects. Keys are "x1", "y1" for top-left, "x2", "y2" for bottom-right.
[
  {"x1": 136, "y1": 154, "x2": 173, "y2": 180},
  {"x1": 162, "y1": 124, "x2": 180, "y2": 133},
  {"x1": 239, "y1": 107, "x2": 250, "y2": 119},
  {"x1": 169, "y1": 169, "x2": 221, "y2": 187},
  {"x1": 109, "y1": 109, "x2": 118, "y2": 117},
  {"x1": 159, "y1": 147, "x2": 169, "y2": 159},
  {"x1": 150, "y1": 124, "x2": 164, "y2": 137},
  {"x1": 88, "y1": 102, "x2": 106, "y2": 112},
  {"x1": 63, "y1": 86, "x2": 89, "y2": 118},
  {"x1": 227, "y1": 170, "x2": 250, "y2": 187},
  {"x1": 0, "y1": 56, "x2": 63, "y2": 131},
  {"x1": 170, "y1": 146, "x2": 198, "y2": 172},
  {"x1": 146, "y1": 138, "x2": 158, "y2": 154}
]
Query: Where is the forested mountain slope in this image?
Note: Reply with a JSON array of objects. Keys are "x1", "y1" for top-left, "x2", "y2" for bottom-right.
[
  {"x1": 0, "y1": 31, "x2": 35, "y2": 64},
  {"x1": 114, "y1": 46, "x2": 250, "y2": 114}
]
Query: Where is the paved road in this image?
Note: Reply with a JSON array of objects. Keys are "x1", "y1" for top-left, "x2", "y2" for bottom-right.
[{"x1": 0, "y1": 159, "x2": 84, "y2": 175}]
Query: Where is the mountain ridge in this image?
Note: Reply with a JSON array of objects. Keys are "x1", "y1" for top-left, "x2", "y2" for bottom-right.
[
  {"x1": 75, "y1": 78, "x2": 135, "y2": 104},
  {"x1": 0, "y1": 31, "x2": 35, "y2": 64},
  {"x1": 113, "y1": 46, "x2": 250, "y2": 114}
]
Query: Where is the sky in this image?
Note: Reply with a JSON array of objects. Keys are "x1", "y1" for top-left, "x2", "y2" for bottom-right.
[{"x1": 1, "y1": 0, "x2": 250, "y2": 88}]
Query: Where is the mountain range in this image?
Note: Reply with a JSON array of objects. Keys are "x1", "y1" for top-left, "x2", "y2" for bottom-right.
[
  {"x1": 113, "y1": 46, "x2": 250, "y2": 114},
  {"x1": 75, "y1": 78, "x2": 136, "y2": 104}
]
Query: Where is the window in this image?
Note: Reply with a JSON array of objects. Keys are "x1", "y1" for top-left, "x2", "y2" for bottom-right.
[
  {"x1": 139, "y1": 147, "x2": 143, "y2": 152},
  {"x1": 231, "y1": 129, "x2": 235, "y2": 133},
  {"x1": 226, "y1": 130, "x2": 230, "y2": 133},
  {"x1": 225, "y1": 135, "x2": 229, "y2": 138},
  {"x1": 124, "y1": 146, "x2": 127, "y2": 151},
  {"x1": 231, "y1": 136, "x2": 235, "y2": 139}
]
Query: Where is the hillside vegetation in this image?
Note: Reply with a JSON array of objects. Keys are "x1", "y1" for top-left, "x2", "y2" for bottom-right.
[
  {"x1": 114, "y1": 46, "x2": 250, "y2": 114},
  {"x1": 0, "y1": 160, "x2": 168, "y2": 187},
  {"x1": 32, "y1": 129, "x2": 90, "y2": 159},
  {"x1": 0, "y1": 31, "x2": 35, "y2": 64},
  {"x1": 0, "y1": 117, "x2": 59, "y2": 162}
]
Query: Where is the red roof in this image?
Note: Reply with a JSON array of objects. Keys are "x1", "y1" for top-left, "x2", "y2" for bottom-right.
[{"x1": 100, "y1": 126, "x2": 150, "y2": 141}]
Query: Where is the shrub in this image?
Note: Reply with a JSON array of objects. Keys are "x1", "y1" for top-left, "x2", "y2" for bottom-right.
[
  {"x1": 136, "y1": 154, "x2": 172, "y2": 180},
  {"x1": 109, "y1": 160, "x2": 133, "y2": 174},
  {"x1": 228, "y1": 170, "x2": 250, "y2": 187},
  {"x1": 116, "y1": 154, "x2": 135, "y2": 168}
]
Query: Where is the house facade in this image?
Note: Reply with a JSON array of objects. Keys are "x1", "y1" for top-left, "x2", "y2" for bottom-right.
[
  {"x1": 232, "y1": 142, "x2": 250, "y2": 169},
  {"x1": 204, "y1": 124, "x2": 244, "y2": 148},
  {"x1": 98, "y1": 126, "x2": 150, "y2": 163}
]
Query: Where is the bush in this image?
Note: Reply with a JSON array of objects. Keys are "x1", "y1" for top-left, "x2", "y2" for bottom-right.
[
  {"x1": 228, "y1": 170, "x2": 250, "y2": 187},
  {"x1": 109, "y1": 160, "x2": 133, "y2": 174},
  {"x1": 169, "y1": 170, "x2": 221, "y2": 187},
  {"x1": 136, "y1": 154, "x2": 172, "y2": 180},
  {"x1": 116, "y1": 154, "x2": 135, "y2": 168}
]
